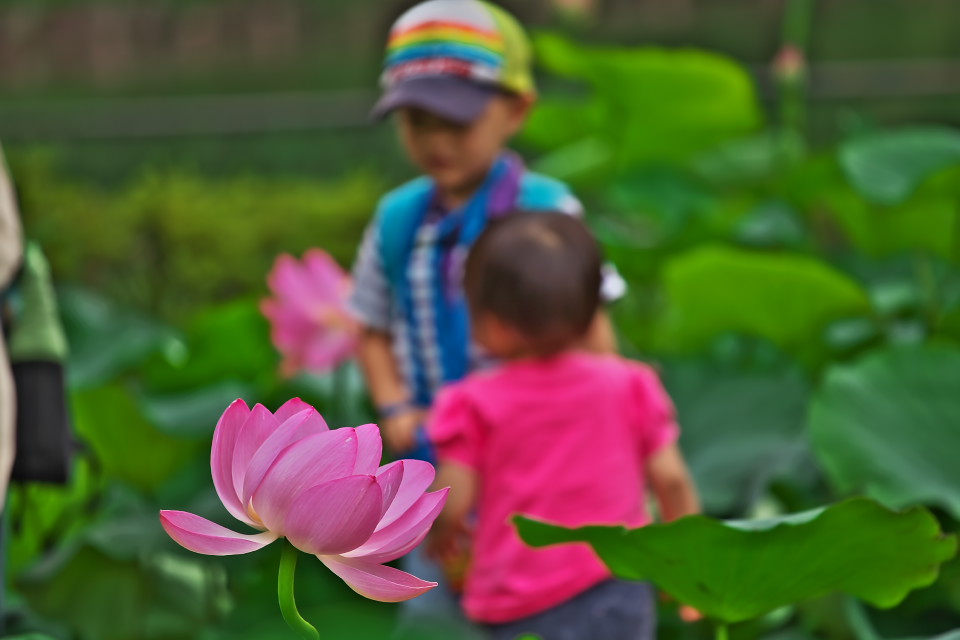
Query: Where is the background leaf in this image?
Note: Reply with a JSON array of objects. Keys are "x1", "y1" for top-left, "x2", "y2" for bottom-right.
[
  {"x1": 70, "y1": 383, "x2": 203, "y2": 492},
  {"x1": 662, "y1": 360, "x2": 811, "y2": 515},
  {"x1": 809, "y1": 344, "x2": 960, "y2": 518},
  {"x1": 525, "y1": 33, "x2": 761, "y2": 169},
  {"x1": 655, "y1": 245, "x2": 871, "y2": 357},
  {"x1": 840, "y1": 127, "x2": 960, "y2": 205}
]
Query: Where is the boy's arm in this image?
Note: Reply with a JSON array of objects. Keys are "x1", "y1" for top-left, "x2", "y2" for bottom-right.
[
  {"x1": 349, "y1": 220, "x2": 423, "y2": 453},
  {"x1": 646, "y1": 443, "x2": 700, "y2": 522},
  {"x1": 426, "y1": 461, "x2": 477, "y2": 564},
  {"x1": 356, "y1": 327, "x2": 421, "y2": 453}
]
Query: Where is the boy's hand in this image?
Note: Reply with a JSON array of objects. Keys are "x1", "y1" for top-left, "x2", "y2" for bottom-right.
[
  {"x1": 427, "y1": 516, "x2": 471, "y2": 565},
  {"x1": 382, "y1": 408, "x2": 425, "y2": 454},
  {"x1": 679, "y1": 605, "x2": 703, "y2": 622},
  {"x1": 426, "y1": 515, "x2": 473, "y2": 593},
  {"x1": 660, "y1": 592, "x2": 704, "y2": 623}
]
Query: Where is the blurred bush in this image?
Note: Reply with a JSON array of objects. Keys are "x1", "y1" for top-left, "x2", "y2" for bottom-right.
[{"x1": 12, "y1": 152, "x2": 381, "y2": 322}]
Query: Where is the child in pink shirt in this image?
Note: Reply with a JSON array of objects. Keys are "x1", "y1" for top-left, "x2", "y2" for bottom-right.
[{"x1": 426, "y1": 213, "x2": 700, "y2": 639}]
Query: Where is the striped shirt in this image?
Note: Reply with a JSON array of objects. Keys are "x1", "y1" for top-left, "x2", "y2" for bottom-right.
[{"x1": 348, "y1": 190, "x2": 624, "y2": 406}]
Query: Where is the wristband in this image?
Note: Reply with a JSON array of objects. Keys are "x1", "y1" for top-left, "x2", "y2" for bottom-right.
[{"x1": 378, "y1": 401, "x2": 416, "y2": 419}]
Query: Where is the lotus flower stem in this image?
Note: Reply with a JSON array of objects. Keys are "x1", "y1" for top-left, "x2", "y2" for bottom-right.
[
  {"x1": 715, "y1": 623, "x2": 729, "y2": 640},
  {"x1": 279, "y1": 538, "x2": 320, "y2": 639}
]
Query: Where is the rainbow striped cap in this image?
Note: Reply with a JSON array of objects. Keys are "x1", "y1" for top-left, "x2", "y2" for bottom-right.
[{"x1": 372, "y1": 0, "x2": 535, "y2": 124}]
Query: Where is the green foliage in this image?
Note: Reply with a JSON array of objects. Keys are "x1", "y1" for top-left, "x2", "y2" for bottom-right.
[
  {"x1": 18, "y1": 544, "x2": 231, "y2": 640},
  {"x1": 524, "y1": 33, "x2": 761, "y2": 174},
  {"x1": 16, "y1": 155, "x2": 381, "y2": 322},
  {"x1": 515, "y1": 498, "x2": 958, "y2": 624},
  {"x1": 662, "y1": 358, "x2": 811, "y2": 515},
  {"x1": 70, "y1": 383, "x2": 203, "y2": 493},
  {"x1": 654, "y1": 245, "x2": 871, "y2": 359},
  {"x1": 141, "y1": 298, "x2": 275, "y2": 395},
  {"x1": 6, "y1": 458, "x2": 102, "y2": 578},
  {"x1": 840, "y1": 127, "x2": 960, "y2": 206},
  {"x1": 58, "y1": 286, "x2": 182, "y2": 389},
  {"x1": 822, "y1": 186, "x2": 957, "y2": 259},
  {"x1": 809, "y1": 344, "x2": 960, "y2": 519}
]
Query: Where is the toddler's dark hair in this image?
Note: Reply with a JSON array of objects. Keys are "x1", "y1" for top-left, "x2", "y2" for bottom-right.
[{"x1": 464, "y1": 212, "x2": 602, "y2": 355}]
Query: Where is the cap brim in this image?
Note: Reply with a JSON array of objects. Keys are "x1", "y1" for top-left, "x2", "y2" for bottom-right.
[{"x1": 371, "y1": 76, "x2": 497, "y2": 125}]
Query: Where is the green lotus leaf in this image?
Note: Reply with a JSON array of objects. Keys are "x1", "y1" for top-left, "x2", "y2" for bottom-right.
[
  {"x1": 809, "y1": 344, "x2": 960, "y2": 519},
  {"x1": 839, "y1": 126, "x2": 960, "y2": 205},
  {"x1": 514, "y1": 498, "x2": 956, "y2": 624},
  {"x1": 527, "y1": 33, "x2": 760, "y2": 167},
  {"x1": 655, "y1": 245, "x2": 870, "y2": 357}
]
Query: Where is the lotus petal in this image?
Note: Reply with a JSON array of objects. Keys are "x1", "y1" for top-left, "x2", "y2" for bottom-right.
[
  {"x1": 230, "y1": 404, "x2": 284, "y2": 508},
  {"x1": 210, "y1": 399, "x2": 257, "y2": 527},
  {"x1": 285, "y1": 476, "x2": 383, "y2": 555},
  {"x1": 319, "y1": 555, "x2": 438, "y2": 602},
  {"x1": 274, "y1": 397, "x2": 322, "y2": 425},
  {"x1": 353, "y1": 424, "x2": 383, "y2": 475},
  {"x1": 250, "y1": 429, "x2": 359, "y2": 531},
  {"x1": 375, "y1": 461, "x2": 404, "y2": 518},
  {"x1": 262, "y1": 250, "x2": 357, "y2": 376},
  {"x1": 241, "y1": 410, "x2": 332, "y2": 507},
  {"x1": 344, "y1": 488, "x2": 449, "y2": 563},
  {"x1": 160, "y1": 510, "x2": 277, "y2": 556},
  {"x1": 377, "y1": 459, "x2": 435, "y2": 531}
]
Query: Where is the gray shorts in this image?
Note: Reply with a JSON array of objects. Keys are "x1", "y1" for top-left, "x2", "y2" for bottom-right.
[{"x1": 485, "y1": 579, "x2": 656, "y2": 640}]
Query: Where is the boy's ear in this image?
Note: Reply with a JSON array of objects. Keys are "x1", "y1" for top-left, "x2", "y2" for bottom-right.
[{"x1": 506, "y1": 93, "x2": 536, "y2": 134}]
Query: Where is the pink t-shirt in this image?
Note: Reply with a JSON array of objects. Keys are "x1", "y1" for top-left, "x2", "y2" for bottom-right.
[{"x1": 428, "y1": 352, "x2": 679, "y2": 624}]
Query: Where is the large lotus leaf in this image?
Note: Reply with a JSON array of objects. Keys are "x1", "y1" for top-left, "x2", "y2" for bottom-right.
[
  {"x1": 515, "y1": 498, "x2": 957, "y2": 624},
  {"x1": 920, "y1": 633, "x2": 960, "y2": 640},
  {"x1": 16, "y1": 543, "x2": 230, "y2": 640},
  {"x1": 71, "y1": 383, "x2": 202, "y2": 492},
  {"x1": 143, "y1": 298, "x2": 276, "y2": 393},
  {"x1": 527, "y1": 33, "x2": 760, "y2": 167},
  {"x1": 139, "y1": 380, "x2": 257, "y2": 438},
  {"x1": 809, "y1": 344, "x2": 960, "y2": 519},
  {"x1": 840, "y1": 127, "x2": 960, "y2": 205},
  {"x1": 655, "y1": 246, "x2": 870, "y2": 356},
  {"x1": 822, "y1": 184, "x2": 956, "y2": 259},
  {"x1": 58, "y1": 286, "x2": 181, "y2": 390},
  {"x1": 693, "y1": 131, "x2": 806, "y2": 187},
  {"x1": 661, "y1": 361, "x2": 810, "y2": 515},
  {"x1": 521, "y1": 98, "x2": 606, "y2": 154},
  {"x1": 846, "y1": 590, "x2": 960, "y2": 640}
]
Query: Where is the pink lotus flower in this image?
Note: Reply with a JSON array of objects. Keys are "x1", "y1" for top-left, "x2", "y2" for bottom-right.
[
  {"x1": 261, "y1": 250, "x2": 358, "y2": 378},
  {"x1": 773, "y1": 44, "x2": 807, "y2": 84},
  {"x1": 160, "y1": 398, "x2": 448, "y2": 603}
]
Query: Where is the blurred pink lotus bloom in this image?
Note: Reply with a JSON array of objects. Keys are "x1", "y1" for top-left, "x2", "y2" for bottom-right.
[
  {"x1": 160, "y1": 398, "x2": 448, "y2": 602},
  {"x1": 773, "y1": 44, "x2": 807, "y2": 83},
  {"x1": 261, "y1": 249, "x2": 358, "y2": 378}
]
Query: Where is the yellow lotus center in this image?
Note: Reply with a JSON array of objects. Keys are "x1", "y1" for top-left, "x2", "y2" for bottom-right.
[{"x1": 246, "y1": 500, "x2": 265, "y2": 529}]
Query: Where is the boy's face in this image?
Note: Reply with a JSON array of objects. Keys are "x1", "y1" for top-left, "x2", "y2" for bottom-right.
[{"x1": 395, "y1": 94, "x2": 532, "y2": 201}]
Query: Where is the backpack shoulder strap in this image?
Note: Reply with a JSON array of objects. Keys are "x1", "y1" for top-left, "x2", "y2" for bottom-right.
[
  {"x1": 516, "y1": 172, "x2": 581, "y2": 214},
  {"x1": 375, "y1": 176, "x2": 434, "y2": 292}
]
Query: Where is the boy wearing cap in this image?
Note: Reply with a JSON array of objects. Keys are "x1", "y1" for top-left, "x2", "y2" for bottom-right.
[
  {"x1": 348, "y1": 0, "x2": 622, "y2": 632},
  {"x1": 353, "y1": 0, "x2": 619, "y2": 457}
]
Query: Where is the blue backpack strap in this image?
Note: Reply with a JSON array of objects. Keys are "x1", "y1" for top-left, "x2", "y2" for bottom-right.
[
  {"x1": 375, "y1": 176, "x2": 434, "y2": 293},
  {"x1": 378, "y1": 171, "x2": 575, "y2": 288},
  {"x1": 516, "y1": 171, "x2": 580, "y2": 214}
]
